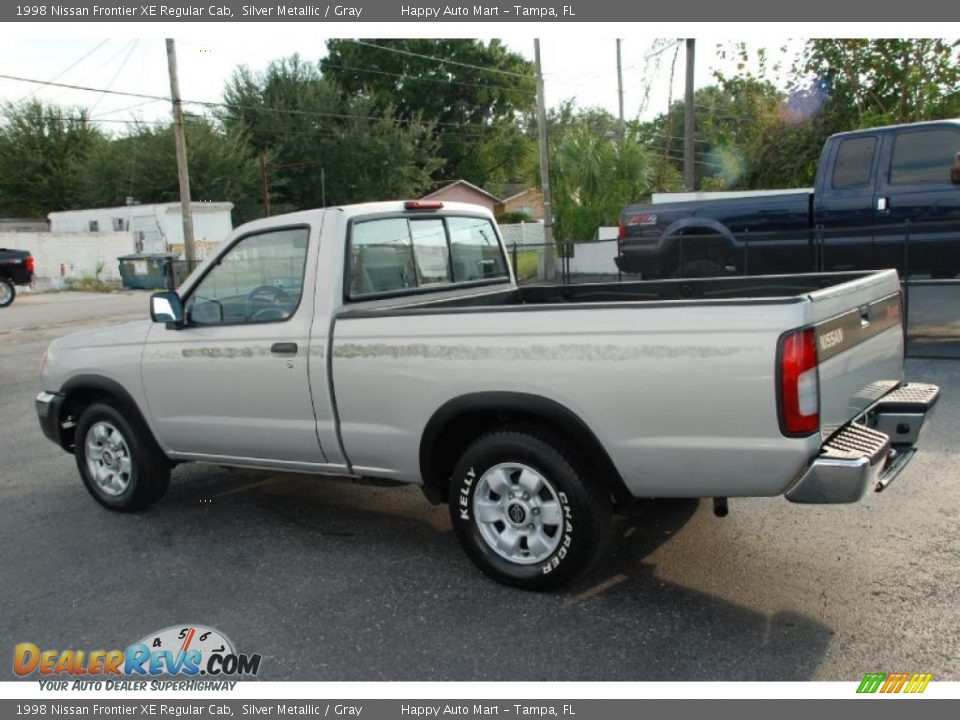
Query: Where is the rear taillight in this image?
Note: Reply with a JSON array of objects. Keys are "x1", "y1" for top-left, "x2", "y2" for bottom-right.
[
  {"x1": 25, "y1": 255, "x2": 34, "y2": 273},
  {"x1": 778, "y1": 327, "x2": 819, "y2": 436},
  {"x1": 617, "y1": 216, "x2": 624, "y2": 243}
]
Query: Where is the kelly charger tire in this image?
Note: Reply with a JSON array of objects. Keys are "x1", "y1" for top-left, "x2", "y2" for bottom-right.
[
  {"x1": 74, "y1": 402, "x2": 171, "y2": 512},
  {"x1": 448, "y1": 426, "x2": 611, "y2": 590},
  {"x1": 0, "y1": 278, "x2": 15, "y2": 308}
]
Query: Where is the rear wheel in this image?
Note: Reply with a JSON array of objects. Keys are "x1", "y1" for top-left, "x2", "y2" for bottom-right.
[
  {"x1": 448, "y1": 426, "x2": 611, "y2": 590},
  {"x1": 75, "y1": 403, "x2": 170, "y2": 511},
  {"x1": 0, "y1": 278, "x2": 15, "y2": 307}
]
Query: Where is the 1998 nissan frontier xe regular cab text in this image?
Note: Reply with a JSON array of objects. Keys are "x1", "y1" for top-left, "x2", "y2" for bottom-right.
[{"x1": 35, "y1": 200, "x2": 939, "y2": 590}]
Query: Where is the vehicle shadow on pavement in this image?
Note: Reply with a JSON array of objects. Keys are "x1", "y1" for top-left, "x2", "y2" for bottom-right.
[
  {"x1": 1, "y1": 466, "x2": 833, "y2": 682},
  {"x1": 571, "y1": 499, "x2": 834, "y2": 680}
]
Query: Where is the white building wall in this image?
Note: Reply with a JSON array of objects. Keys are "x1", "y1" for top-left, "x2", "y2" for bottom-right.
[
  {"x1": 0, "y1": 231, "x2": 133, "y2": 282},
  {"x1": 161, "y1": 206, "x2": 234, "y2": 259},
  {"x1": 559, "y1": 240, "x2": 620, "y2": 275},
  {"x1": 498, "y1": 222, "x2": 545, "y2": 247},
  {"x1": 651, "y1": 188, "x2": 813, "y2": 204},
  {"x1": 49, "y1": 203, "x2": 234, "y2": 257}
]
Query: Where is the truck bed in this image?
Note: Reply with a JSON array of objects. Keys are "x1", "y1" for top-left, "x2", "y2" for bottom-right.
[
  {"x1": 331, "y1": 270, "x2": 905, "y2": 499},
  {"x1": 622, "y1": 190, "x2": 812, "y2": 239},
  {"x1": 340, "y1": 271, "x2": 880, "y2": 315}
]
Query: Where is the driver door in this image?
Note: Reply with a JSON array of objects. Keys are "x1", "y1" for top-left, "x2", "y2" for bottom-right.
[{"x1": 140, "y1": 224, "x2": 326, "y2": 465}]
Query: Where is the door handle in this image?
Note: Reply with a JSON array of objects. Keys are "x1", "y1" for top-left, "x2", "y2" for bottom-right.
[
  {"x1": 270, "y1": 342, "x2": 298, "y2": 356},
  {"x1": 876, "y1": 197, "x2": 889, "y2": 212}
]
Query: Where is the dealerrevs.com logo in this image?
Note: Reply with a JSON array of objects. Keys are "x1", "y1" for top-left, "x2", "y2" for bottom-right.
[
  {"x1": 856, "y1": 672, "x2": 933, "y2": 694},
  {"x1": 14, "y1": 625, "x2": 261, "y2": 689}
]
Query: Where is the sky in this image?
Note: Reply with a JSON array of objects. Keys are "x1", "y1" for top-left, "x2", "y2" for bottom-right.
[{"x1": 0, "y1": 36, "x2": 801, "y2": 133}]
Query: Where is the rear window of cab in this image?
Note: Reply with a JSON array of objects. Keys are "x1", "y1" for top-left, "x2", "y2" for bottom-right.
[{"x1": 347, "y1": 215, "x2": 509, "y2": 300}]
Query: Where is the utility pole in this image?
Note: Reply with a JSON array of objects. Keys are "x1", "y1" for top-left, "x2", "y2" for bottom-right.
[
  {"x1": 534, "y1": 39, "x2": 555, "y2": 280},
  {"x1": 258, "y1": 151, "x2": 271, "y2": 217},
  {"x1": 683, "y1": 38, "x2": 696, "y2": 192},
  {"x1": 166, "y1": 39, "x2": 196, "y2": 268},
  {"x1": 616, "y1": 39, "x2": 625, "y2": 145}
]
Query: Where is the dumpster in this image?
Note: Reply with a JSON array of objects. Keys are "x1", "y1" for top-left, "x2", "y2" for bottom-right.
[{"x1": 117, "y1": 253, "x2": 177, "y2": 290}]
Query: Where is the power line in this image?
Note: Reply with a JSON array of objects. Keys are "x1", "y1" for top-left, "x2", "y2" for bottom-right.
[
  {"x1": 4, "y1": 72, "x2": 730, "y2": 149},
  {"x1": 89, "y1": 40, "x2": 139, "y2": 74},
  {"x1": 653, "y1": 150, "x2": 725, "y2": 169},
  {"x1": 0, "y1": 73, "x2": 505, "y2": 131},
  {"x1": 16, "y1": 39, "x2": 110, "y2": 102},
  {"x1": 634, "y1": 129, "x2": 712, "y2": 146},
  {"x1": 94, "y1": 118, "x2": 174, "y2": 126},
  {"x1": 89, "y1": 40, "x2": 139, "y2": 114},
  {"x1": 346, "y1": 40, "x2": 534, "y2": 80},
  {"x1": 320, "y1": 59, "x2": 537, "y2": 96},
  {"x1": 645, "y1": 40, "x2": 682, "y2": 60},
  {"x1": 92, "y1": 98, "x2": 165, "y2": 118},
  {"x1": 55, "y1": 113, "x2": 726, "y2": 165}
]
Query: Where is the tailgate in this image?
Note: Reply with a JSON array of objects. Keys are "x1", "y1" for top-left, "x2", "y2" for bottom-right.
[{"x1": 806, "y1": 270, "x2": 904, "y2": 439}]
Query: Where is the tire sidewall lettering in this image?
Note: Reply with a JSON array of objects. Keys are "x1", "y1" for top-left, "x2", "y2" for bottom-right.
[
  {"x1": 458, "y1": 466, "x2": 476, "y2": 521},
  {"x1": 541, "y1": 491, "x2": 573, "y2": 575}
]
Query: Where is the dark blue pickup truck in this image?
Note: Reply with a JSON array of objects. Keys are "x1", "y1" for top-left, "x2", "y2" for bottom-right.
[{"x1": 617, "y1": 120, "x2": 960, "y2": 278}]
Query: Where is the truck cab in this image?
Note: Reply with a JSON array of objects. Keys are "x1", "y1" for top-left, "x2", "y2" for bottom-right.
[
  {"x1": 617, "y1": 120, "x2": 960, "y2": 278},
  {"x1": 821, "y1": 120, "x2": 960, "y2": 276}
]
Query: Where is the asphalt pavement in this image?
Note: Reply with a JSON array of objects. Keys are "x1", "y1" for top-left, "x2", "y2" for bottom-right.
[{"x1": 0, "y1": 290, "x2": 957, "y2": 681}]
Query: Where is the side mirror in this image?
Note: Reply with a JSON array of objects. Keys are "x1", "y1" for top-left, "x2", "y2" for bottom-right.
[{"x1": 150, "y1": 291, "x2": 184, "y2": 328}]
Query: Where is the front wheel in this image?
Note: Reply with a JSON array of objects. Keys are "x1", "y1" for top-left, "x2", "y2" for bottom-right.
[
  {"x1": 75, "y1": 403, "x2": 171, "y2": 511},
  {"x1": 448, "y1": 426, "x2": 611, "y2": 590},
  {"x1": 0, "y1": 278, "x2": 15, "y2": 307}
]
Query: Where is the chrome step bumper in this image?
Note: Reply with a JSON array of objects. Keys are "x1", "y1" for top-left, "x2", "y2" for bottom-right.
[{"x1": 786, "y1": 383, "x2": 939, "y2": 504}]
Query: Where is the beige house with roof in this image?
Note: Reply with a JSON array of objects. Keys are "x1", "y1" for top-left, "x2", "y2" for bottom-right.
[{"x1": 422, "y1": 181, "x2": 544, "y2": 220}]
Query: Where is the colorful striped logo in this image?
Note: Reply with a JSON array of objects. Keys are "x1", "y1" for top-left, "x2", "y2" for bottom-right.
[{"x1": 857, "y1": 672, "x2": 932, "y2": 694}]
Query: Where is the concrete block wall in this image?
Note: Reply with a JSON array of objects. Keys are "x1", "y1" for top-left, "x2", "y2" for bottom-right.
[{"x1": 0, "y1": 231, "x2": 134, "y2": 283}]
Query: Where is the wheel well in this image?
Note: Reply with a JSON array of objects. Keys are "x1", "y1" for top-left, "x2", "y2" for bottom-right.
[
  {"x1": 58, "y1": 377, "x2": 163, "y2": 459},
  {"x1": 662, "y1": 221, "x2": 739, "y2": 269},
  {"x1": 419, "y1": 393, "x2": 630, "y2": 505}
]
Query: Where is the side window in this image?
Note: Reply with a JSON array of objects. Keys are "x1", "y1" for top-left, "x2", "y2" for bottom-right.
[
  {"x1": 185, "y1": 227, "x2": 309, "y2": 326},
  {"x1": 890, "y1": 129, "x2": 960, "y2": 185},
  {"x1": 349, "y1": 218, "x2": 417, "y2": 297},
  {"x1": 448, "y1": 216, "x2": 509, "y2": 282},
  {"x1": 832, "y1": 136, "x2": 876, "y2": 189}
]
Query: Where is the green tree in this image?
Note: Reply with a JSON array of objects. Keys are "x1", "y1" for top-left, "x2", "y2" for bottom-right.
[
  {"x1": 221, "y1": 54, "x2": 441, "y2": 212},
  {"x1": 0, "y1": 101, "x2": 103, "y2": 217},
  {"x1": 545, "y1": 121, "x2": 658, "y2": 241},
  {"x1": 77, "y1": 118, "x2": 261, "y2": 222},
  {"x1": 677, "y1": 39, "x2": 960, "y2": 190},
  {"x1": 798, "y1": 39, "x2": 960, "y2": 128},
  {"x1": 636, "y1": 78, "x2": 819, "y2": 191},
  {"x1": 322, "y1": 39, "x2": 536, "y2": 185}
]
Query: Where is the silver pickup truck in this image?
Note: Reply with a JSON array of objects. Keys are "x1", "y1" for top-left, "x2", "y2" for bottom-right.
[{"x1": 36, "y1": 200, "x2": 938, "y2": 590}]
